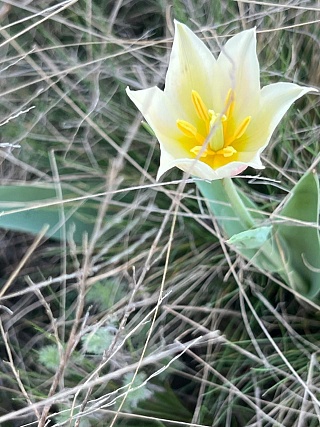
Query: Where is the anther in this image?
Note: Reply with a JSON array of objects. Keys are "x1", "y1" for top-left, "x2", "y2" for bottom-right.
[
  {"x1": 216, "y1": 146, "x2": 237, "y2": 157},
  {"x1": 191, "y1": 145, "x2": 215, "y2": 158},
  {"x1": 176, "y1": 120, "x2": 198, "y2": 138},
  {"x1": 233, "y1": 116, "x2": 251, "y2": 140},
  {"x1": 191, "y1": 90, "x2": 210, "y2": 123},
  {"x1": 225, "y1": 89, "x2": 235, "y2": 118},
  {"x1": 177, "y1": 120, "x2": 204, "y2": 144}
]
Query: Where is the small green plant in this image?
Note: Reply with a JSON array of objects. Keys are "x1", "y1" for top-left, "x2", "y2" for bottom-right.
[
  {"x1": 81, "y1": 327, "x2": 115, "y2": 355},
  {"x1": 38, "y1": 344, "x2": 61, "y2": 371},
  {"x1": 118, "y1": 372, "x2": 154, "y2": 412}
]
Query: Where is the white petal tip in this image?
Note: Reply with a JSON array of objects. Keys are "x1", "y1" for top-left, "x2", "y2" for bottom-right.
[{"x1": 156, "y1": 157, "x2": 266, "y2": 181}]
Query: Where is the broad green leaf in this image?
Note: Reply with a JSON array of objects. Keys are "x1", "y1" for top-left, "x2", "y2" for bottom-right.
[
  {"x1": 227, "y1": 226, "x2": 272, "y2": 249},
  {"x1": 0, "y1": 185, "x2": 98, "y2": 243},
  {"x1": 197, "y1": 174, "x2": 320, "y2": 302},
  {"x1": 275, "y1": 170, "x2": 320, "y2": 299}
]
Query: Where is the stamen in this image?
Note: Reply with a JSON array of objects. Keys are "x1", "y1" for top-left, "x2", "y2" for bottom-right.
[
  {"x1": 208, "y1": 110, "x2": 218, "y2": 121},
  {"x1": 191, "y1": 145, "x2": 215, "y2": 158},
  {"x1": 177, "y1": 88, "x2": 243, "y2": 166},
  {"x1": 176, "y1": 120, "x2": 198, "y2": 138},
  {"x1": 232, "y1": 116, "x2": 251, "y2": 140},
  {"x1": 191, "y1": 146, "x2": 208, "y2": 157},
  {"x1": 192, "y1": 90, "x2": 210, "y2": 123},
  {"x1": 177, "y1": 119, "x2": 204, "y2": 144},
  {"x1": 225, "y1": 89, "x2": 235, "y2": 118},
  {"x1": 216, "y1": 146, "x2": 237, "y2": 157}
]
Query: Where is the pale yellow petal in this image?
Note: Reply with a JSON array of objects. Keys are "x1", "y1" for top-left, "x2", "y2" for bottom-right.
[
  {"x1": 156, "y1": 149, "x2": 177, "y2": 180},
  {"x1": 235, "y1": 82, "x2": 317, "y2": 153},
  {"x1": 126, "y1": 86, "x2": 178, "y2": 137},
  {"x1": 236, "y1": 148, "x2": 265, "y2": 169},
  {"x1": 214, "y1": 28, "x2": 260, "y2": 116},
  {"x1": 259, "y1": 82, "x2": 316, "y2": 138},
  {"x1": 127, "y1": 85, "x2": 198, "y2": 157},
  {"x1": 164, "y1": 21, "x2": 216, "y2": 122}
]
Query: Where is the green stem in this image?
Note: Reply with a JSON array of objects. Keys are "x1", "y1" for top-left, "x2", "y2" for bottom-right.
[
  {"x1": 222, "y1": 177, "x2": 256, "y2": 229},
  {"x1": 197, "y1": 178, "x2": 286, "y2": 275}
]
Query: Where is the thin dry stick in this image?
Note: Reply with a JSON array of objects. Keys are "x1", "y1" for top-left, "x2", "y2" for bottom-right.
[
  {"x1": 0, "y1": 225, "x2": 49, "y2": 298},
  {"x1": 38, "y1": 212, "x2": 99, "y2": 423},
  {"x1": 49, "y1": 150, "x2": 67, "y2": 352},
  {"x1": 297, "y1": 353, "x2": 320, "y2": 427},
  {"x1": 185, "y1": 348, "x2": 283, "y2": 427},
  {"x1": 95, "y1": 408, "x2": 214, "y2": 427},
  {"x1": 0, "y1": 179, "x2": 193, "y2": 219},
  {"x1": 37, "y1": 274, "x2": 87, "y2": 426},
  {"x1": 0, "y1": 318, "x2": 40, "y2": 421},
  {"x1": 25, "y1": 276, "x2": 62, "y2": 354},
  {"x1": 39, "y1": 243, "x2": 93, "y2": 425},
  {"x1": 0, "y1": 336, "x2": 211, "y2": 424},
  {"x1": 72, "y1": 267, "x2": 141, "y2": 427},
  {"x1": 191, "y1": 313, "x2": 217, "y2": 424},
  {"x1": 0, "y1": 3, "x2": 11, "y2": 20},
  {"x1": 38, "y1": 166, "x2": 121, "y2": 426},
  {"x1": 0, "y1": 105, "x2": 35, "y2": 127},
  {"x1": 0, "y1": 0, "x2": 79, "y2": 50},
  {"x1": 214, "y1": 212, "x2": 320, "y2": 416},
  {"x1": 109, "y1": 174, "x2": 189, "y2": 426},
  {"x1": 107, "y1": 0, "x2": 124, "y2": 35},
  {"x1": 252, "y1": 372, "x2": 263, "y2": 427}
]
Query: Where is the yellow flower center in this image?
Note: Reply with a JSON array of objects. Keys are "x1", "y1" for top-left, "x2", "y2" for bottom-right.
[{"x1": 177, "y1": 90, "x2": 251, "y2": 163}]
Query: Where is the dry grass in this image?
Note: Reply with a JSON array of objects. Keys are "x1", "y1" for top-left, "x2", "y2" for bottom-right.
[{"x1": 0, "y1": 1, "x2": 319, "y2": 426}]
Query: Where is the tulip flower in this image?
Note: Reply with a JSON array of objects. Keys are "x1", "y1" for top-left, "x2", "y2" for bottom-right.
[{"x1": 127, "y1": 21, "x2": 314, "y2": 180}]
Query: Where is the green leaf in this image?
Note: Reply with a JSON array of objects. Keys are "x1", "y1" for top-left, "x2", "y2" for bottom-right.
[
  {"x1": 227, "y1": 226, "x2": 272, "y2": 249},
  {"x1": 86, "y1": 280, "x2": 125, "y2": 310},
  {"x1": 81, "y1": 328, "x2": 114, "y2": 355},
  {"x1": 119, "y1": 372, "x2": 153, "y2": 411},
  {"x1": 0, "y1": 184, "x2": 98, "y2": 243},
  {"x1": 38, "y1": 344, "x2": 61, "y2": 371},
  {"x1": 275, "y1": 170, "x2": 320, "y2": 299}
]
